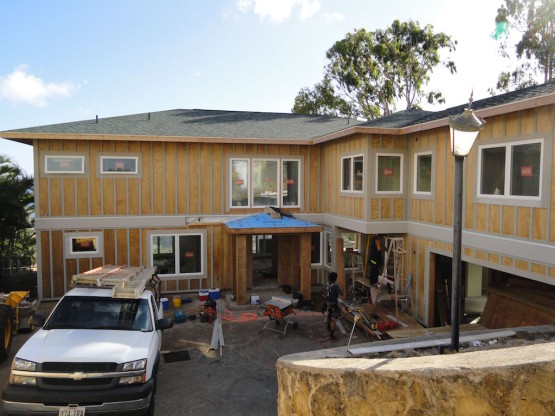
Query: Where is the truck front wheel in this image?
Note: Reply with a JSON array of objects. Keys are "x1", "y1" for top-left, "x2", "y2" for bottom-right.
[{"x1": 0, "y1": 305, "x2": 13, "y2": 362}]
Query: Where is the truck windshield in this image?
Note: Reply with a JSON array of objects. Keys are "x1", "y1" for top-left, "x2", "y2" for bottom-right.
[{"x1": 44, "y1": 296, "x2": 153, "y2": 332}]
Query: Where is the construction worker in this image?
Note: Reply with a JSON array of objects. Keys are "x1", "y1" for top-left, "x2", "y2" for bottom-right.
[
  {"x1": 324, "y1": 272, "x2": 342, "y2": 340},
  {"x1": 366, "y1": 235, "x2": 382, "y2": 285}
]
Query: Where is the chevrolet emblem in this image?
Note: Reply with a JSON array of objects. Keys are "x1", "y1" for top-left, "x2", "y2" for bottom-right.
[{"x1": 71, "y1": 372, "x2": 85, "y2": 380}]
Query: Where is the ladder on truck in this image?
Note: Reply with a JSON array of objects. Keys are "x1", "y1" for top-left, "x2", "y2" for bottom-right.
[
  {"x1": 71, "y1": 265, "x2": 160, "y2": 299},
  {"x1": 372, "y1": 237, "x2": 412, "y2": 319}
]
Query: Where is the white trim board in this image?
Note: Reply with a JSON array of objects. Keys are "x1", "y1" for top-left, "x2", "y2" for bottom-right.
[{"x1": 347, "y1": 330, "x2": 516, "y2": 355}]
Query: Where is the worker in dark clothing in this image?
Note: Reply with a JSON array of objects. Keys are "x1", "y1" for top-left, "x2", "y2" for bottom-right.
[
  {"x1": 324, "y1": 272, "x2": 342, "y2": 340},
  {"x1": 366, "y1": 235, "x2": 382, "y2": 286}
]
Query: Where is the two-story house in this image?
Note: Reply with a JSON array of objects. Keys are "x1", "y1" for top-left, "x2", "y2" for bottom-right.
[{"x1": 2, "y1": 82, "x2": 554, "y2": 327}]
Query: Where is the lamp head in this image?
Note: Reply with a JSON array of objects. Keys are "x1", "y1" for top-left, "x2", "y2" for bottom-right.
[{"x1": 448, "y1": 92, "x2": 486, "y2": 157}]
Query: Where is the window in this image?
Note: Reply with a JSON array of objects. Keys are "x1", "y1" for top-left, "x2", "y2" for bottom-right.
[
  {"x1": 253, "y1": 159, "x2": 278, "y2": 207},
  {"x1": 64, "y1": 232, "x2": 103, "y2": 259},
  {"x1": 377, "y1": 154, "x2": 403, "y2": 193},
  {"x1": 151, "y1": 233, "x2": 203, "y2": 276},
  {"x1": 231, "y1": 159, "x2": 249, "y2": 207},
  {"x1": 282, "y1": 160, "x2": 300, "y2": 207},
  {"x1": 311, "y1": 232, "x2": 322, "y2": 266},
  {"x1": 414, "y1": 152, "x2": 432, "y2": 194},
  {"x1": 45, "y1": 155, "x2": 85, "y2": 174},
  {"x1": 324, "y1": 231, "x2": 333, "y2": 267},
  {"x1": 478, "y1": 139, "x2": 543, "y2": 198},
  {"x1": 100, "y1": 156, "x2": 138, "y2": 174},
  {"x1": 229, "y1": 157, "x2": 301, "y2": 209},
  {"x1": 341, "y1": 155, "x2": 364, "y2": 192}
]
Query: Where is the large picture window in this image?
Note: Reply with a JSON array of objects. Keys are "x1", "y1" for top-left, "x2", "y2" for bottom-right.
[
  {"x1": 377, "y1": 154, "x2": 403, "y2": 193},
  {"x1": 478, "y1": 139, "x2": 543, "y2": 198},
  {"x1": 414, "y1": 152, "x2": 432, "y2": 194},
  {"x1": 229, "y1": 157, "x2": 301, "y2": 209},
  {"x1": 151, "y1": 233, "x2": 203, "y2": 276},
  {"x1": 45, "y1": 155, "x2": 85, "y2": 174},
  {"x1": 341, "y1": 155, "x2": 363, "y2": 192}
]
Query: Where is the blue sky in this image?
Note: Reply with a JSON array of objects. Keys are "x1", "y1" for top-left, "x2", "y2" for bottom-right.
[{"x1": 1, "y1": 0, "x2": 527, "y2": 175}]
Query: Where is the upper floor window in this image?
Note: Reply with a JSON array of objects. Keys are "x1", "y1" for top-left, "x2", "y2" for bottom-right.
[
  {"x1": 45, "y1": 155, "x2": 85, "y2": 174},
  {"x1": 376, "y1": 153, "x2": 403, "y2": 193},
  {"x1": 100, "y1": 156, "x2": 138, "y2": 174},
  {"x1": 478, "y1": 139, "x2": 543, "y2": 199},
  {"x1": 230, "y1": 158, "x2": 301, "y2": 208},
  {"x1": 341, "y1": 155, "x2": 364, "y2": 192},
  {"x1": 414, "y1": 152, "x2": 432, "y2": 195}
]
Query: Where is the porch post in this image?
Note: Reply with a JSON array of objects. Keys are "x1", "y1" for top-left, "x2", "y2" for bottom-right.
[
  {"x1": 335, "y1": 237, "x2": 345, "y2": 299},
  {"x1": 300, "y1": 233, "x2": 311, "y2": 301},
  {"x1": 235, "y1": 234, "x2": 248, "y2": 305}
]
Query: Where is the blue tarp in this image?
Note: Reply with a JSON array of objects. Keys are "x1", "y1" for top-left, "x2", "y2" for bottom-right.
[{"x1": 225, "y1": 213, "x2": 320, "y2": 230}]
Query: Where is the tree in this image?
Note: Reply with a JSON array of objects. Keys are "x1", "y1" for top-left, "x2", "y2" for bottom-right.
[
  {"x1": 0, "y1": 155, "x2": 34, "y2": 265},
  {"x1": 490, "y1": 0, "x2": 554, "y2": 94},
  {"x1": 292, "y1": 20, "x2": 457, "y2": 119}
]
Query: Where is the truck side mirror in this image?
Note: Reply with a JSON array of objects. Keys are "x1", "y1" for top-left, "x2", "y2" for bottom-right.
[
  {"x1": 30, "y1": 314, "x2": 45, "y2": 327},
  {"x1": 156, "y1": 317, "x2": 173, "y2": 331}
]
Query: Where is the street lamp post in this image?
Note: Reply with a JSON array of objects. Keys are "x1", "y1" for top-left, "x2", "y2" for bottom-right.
[{"x1": 448, "y1": 93, "x2": 485, "y2": 351}]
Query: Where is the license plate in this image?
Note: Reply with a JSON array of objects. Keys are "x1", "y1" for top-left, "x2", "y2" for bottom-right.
[{"x1": 58, "y1": 406, "x2": 85, "y2": 416}]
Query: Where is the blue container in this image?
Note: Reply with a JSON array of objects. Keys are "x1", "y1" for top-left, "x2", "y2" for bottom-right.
[
  {"x1": 209, "y1": 289, "x2": 220, "y2": 300},
  {"x1": 161, "y1": 297, "x2": 169, "y2": 311},
  {"x1": 174, "y1": 310, "x2": 186, "y2": 323}
]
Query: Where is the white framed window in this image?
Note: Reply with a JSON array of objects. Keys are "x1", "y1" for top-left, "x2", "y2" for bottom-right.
[
  {"x1": 45, "y1": 155, "x2": 85, "y2": 174},
  {"x1": 150, "y1": 232, "x2": 204, "y2": 277},
  {"x1": 231, "y1": 159, "x2": 250, "y2": 207},
  {"x1": 324, "y1": 231, "x2": 333, "y2": 268},
  {"x1": 229, "y1": 157, "x2": 302, "y2": 209},
  {"x1": 311, "y1": 232, "x2": 322, "y2": 266},
  {"x1": 376, "y1": 153, "x2": 403, "y2": 193},
  {"x1": 64, "y1": 232, "x2": 103, "y2": 259},
  {"x1": 100, "y1": 155, "x2": 139, "y2": 174},
  {"x1": 252, "y1": 159, "x2": 279, "y2": 207},
  {"x1": 341, "y1": 154, "x2": 364, "y2": 192},
  {"x1": 414, "y1": 152, "x2": 432, "y2": 195},
  {"x1": 478, "y1": 139, "x2": 543, "y2": 200},
  {"x1": 282, "y1": 159, "x2": 301, "y2": 207}
]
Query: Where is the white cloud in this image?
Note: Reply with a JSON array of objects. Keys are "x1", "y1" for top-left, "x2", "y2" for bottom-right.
[
  {"x1": 322, "y1": 11, "x2": 343, "y2": 21},
  {"x1": 0, "y1": 65, "x2": 76, "y2": 106},
  {"x1": 236, "y1": 0, "x2": 321, "y2": 22}
]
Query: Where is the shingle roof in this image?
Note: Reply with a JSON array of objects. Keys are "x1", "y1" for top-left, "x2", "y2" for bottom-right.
[
  {"x1": 361, "y1": 80, "x2": 555, "y2": 129},
  {"x1": 3, "y1": 109, "x2": 363, "y2": 141},
  {"x1": 3, "y1": 81, "x2": 555, "y2": 141}
]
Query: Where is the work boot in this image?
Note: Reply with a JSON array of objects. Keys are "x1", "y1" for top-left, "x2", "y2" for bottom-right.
[{"x1": 330, "y1": 332, "x2": 337, "y2": 340}]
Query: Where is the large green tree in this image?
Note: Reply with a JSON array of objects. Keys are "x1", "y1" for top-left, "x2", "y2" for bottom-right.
[
  {"x1": 292, "y1": 20, "x2": 457, "y2": 119},
  {"x1": 0, "y1": 155, "x2": 34, "y2": 264},
  {"x1": 490, "y1": 0, "x2": 554, "y2": 94}
]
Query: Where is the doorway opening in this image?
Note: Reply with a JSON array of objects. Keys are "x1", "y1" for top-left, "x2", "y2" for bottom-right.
[{"x1": 252, "y1": 235, "x2": 276, "y2": 289}]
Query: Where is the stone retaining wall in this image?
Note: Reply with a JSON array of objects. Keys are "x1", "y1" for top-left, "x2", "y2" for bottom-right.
[{"x1": 277, "y1": 343, "x2": 555, "y2": 415}]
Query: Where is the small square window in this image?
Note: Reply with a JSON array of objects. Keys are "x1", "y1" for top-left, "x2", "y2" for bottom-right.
[{"x1": 65, "y1": 232, "x2": 103, "y2": 259}]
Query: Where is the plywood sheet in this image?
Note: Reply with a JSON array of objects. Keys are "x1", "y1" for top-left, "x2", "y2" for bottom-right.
[
  {"x1": 165, "y1": 142, "x2": 176, "y2": 215},
  {"x1": 188, "y1": 143, "x2": 200, "y2": 214},
  {"x1": 200, "y1": 143, "x2": 211, "y2": 214},
  {"x1": 140, "y1": 142, "x2": 152, "y2": 215},
  {"x1": 152, "y1": 142, "x2": 164, "y2": 214},
  {"x1": 51, "y1": 231, "x2": 64, "y2": 297}
]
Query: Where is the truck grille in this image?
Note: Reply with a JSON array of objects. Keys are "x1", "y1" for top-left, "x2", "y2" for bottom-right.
[{"x1": 38, "y1": 362, "x2": 119, "y2": 390}]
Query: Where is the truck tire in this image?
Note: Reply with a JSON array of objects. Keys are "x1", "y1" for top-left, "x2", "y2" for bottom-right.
[
  {"x1": 0, "y1": 305, "x2": 14, "y2": 362},
  {"x1": 146, "y1": 375, "x2": 157, "y2": 416}
]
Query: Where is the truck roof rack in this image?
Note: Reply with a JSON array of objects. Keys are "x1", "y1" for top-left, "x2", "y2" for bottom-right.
[{"x1": 71, "y1": 265, "x2": 158, "y2": 299}]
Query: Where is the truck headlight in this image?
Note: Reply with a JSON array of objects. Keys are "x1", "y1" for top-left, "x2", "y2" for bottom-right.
[
  {"x1": 10, "y1": 358, "x2": 37, "y2": 385},
  {"x1": 119, "y1": 359, "x2": 147, "y2": 385}
]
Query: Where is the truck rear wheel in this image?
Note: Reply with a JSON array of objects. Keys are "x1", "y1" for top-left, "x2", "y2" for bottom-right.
[{"x1": 0, "y1": 305, "x2": 13, "y2": 362}]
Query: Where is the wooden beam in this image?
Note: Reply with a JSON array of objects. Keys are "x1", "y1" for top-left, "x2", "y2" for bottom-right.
[
  {"x1": 235, "y1": 235, "x2": 248, "y2": 305},
  {"x1": 300, "y1": 233, "x2": 311, "y2": 301},
  {"x1": 335, "y1": 237, "x2": 345, "y2": 299}
]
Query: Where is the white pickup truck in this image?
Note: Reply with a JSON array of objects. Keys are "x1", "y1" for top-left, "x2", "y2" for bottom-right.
[{"x1": 2, "y1": 266, "x2": 173, "y2": 416}]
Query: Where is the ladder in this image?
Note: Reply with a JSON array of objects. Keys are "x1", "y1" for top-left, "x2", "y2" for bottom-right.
[{"x1": 371, "y1": 237, "x2": 408, "y2": 317}]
